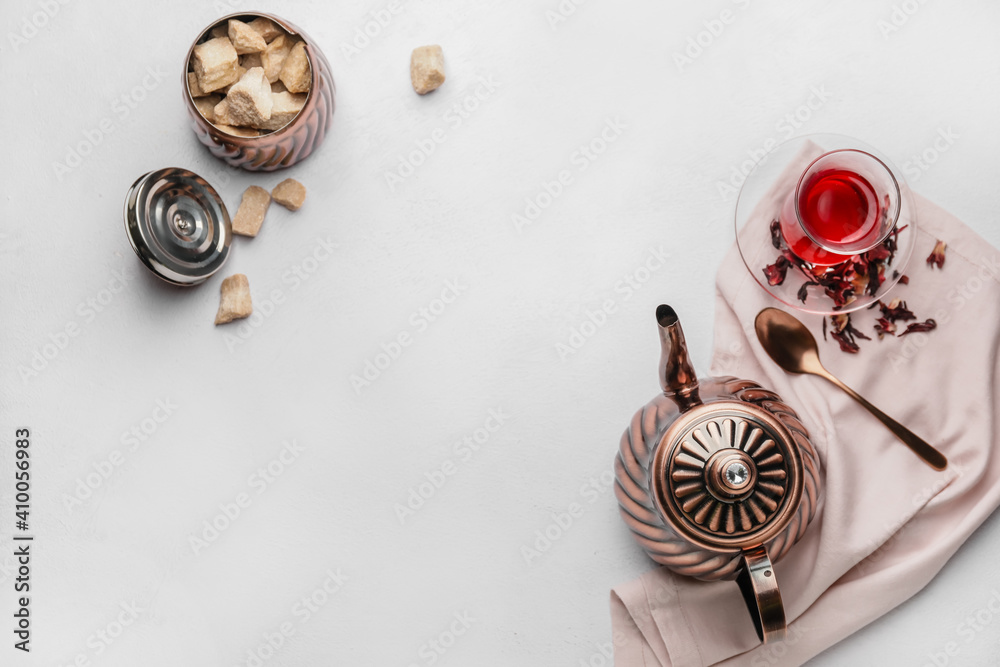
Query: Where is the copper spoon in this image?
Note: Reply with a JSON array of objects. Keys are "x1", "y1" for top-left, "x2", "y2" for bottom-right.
[{"x1": 754, "y1": 307, "x2": 947, "y2": 471}]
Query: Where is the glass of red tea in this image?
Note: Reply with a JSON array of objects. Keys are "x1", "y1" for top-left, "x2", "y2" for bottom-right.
[
  {"x1": 734, "y1": 134, "x2": 917, "y2": 315},
  {"x1": 778, "y1": 149, "x2": 900, "y2": 266}
]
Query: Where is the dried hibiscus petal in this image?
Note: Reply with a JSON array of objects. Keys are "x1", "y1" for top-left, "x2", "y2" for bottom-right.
[
  {"x1": 797, "y1": 281, "x2": 818, "y2": 303},
  {"x1": 763, "y1": 256, "x2": 790, "y2": 286},
  {"x1": 759, "y1": 219, "x2": 906, "y2": 309},
  {"x1": 820, "y1": 276, "x2": 855, "y2": 308},
  {"x1": 926, "y1": 240, "x2": 947, "y2": 269},
  {"x1": 831, "y1": 329, "x2": 860, "y2": 353},
  {"x1": 865, "y1": 260, "x2": 885, "y2": 297},
  {"x1": 874, "y1": 317, "x2": 897, "y2": 338},
  {"x1": 899, "y1": 319, "x2": 937, "y2": 336},
  {"x1": 847, "y1": 320, "x2": 871, "y2": 341},
  {"x1": 827, "y1": 313, "x2": 870, "y2": 353},
  {"x1": 879, "y1": 298, "x2": 916, "y2": 323},
  {"x1": 866, "y1": 245, "x2": 891, "y2": 262},
  {"x1": 769, "y1": 219, "x2": 783, "y2": 250}
]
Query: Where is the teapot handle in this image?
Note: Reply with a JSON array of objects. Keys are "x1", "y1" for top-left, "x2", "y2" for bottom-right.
[{"x1": 736, "y1": 545, "x2": 787, "y2": 644}]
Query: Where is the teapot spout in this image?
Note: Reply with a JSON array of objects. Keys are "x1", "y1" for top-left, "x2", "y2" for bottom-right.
[{"x1": 656, "y1": 305, "x2": 701, "y2": 411}]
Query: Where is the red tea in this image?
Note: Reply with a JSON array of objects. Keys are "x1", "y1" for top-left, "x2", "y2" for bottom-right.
[
  {"x1": 779, "y1": 168, "x2": 881, "y2": 265},
  {"x1": 800, "y1": 168, "x2": 880, "y2": 248}
]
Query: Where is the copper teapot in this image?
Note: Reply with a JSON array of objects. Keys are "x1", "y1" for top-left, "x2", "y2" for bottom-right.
[{"x1": 614, "y1": 305, "x2": 822, "y2": 643}]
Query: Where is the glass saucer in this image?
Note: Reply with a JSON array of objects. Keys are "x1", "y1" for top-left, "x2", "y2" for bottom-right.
[{"x1": 734, "y1": 134, "x2": 916, "y2": 315}]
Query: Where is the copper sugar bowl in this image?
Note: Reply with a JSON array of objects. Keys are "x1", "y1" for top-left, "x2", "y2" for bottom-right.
[
  {"x1": 614, "y1": 305, "x2": 822, "y2": 643},
  {"x1": 183, "y1": 12, "x2": 336, "y2": 171}
]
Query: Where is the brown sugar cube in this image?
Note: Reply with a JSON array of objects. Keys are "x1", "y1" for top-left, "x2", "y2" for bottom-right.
[
  {"x1": 240, "y1": 52, "x2": 262, "y2": 70},
  {"x1": 248, "y1": 17, "x2": 283, "y2": 42},
  {"x1": 231, "y1": 186, "x2": 271, "y2": 237},
  {"x1": 192, "y1": 37, "x2": 240, "y2": 93},
  {"x1": 215, "y1": 274, "x2": 253, "y2": 325},
  {"x1": 251, "y1": 91, "x2": 306, "y2": 131},
  {"x1": 214, "y1": 124, "x2": 259, "y2": 138},
  {"x1": 213, "y1": 98, "x2": 236, "y2": 125},
  {"x1": 194, "y1": 94, "x2": 223, "y2": 122},
  {"x1": 218, "y1": 64, "x2": 248, "y2": 94},
  {"x1": 270, "y1": 80, "x2": 288, "y2": 94},
  {"x1": 210, "y1": 23, "x2": 228, "y2": 39},
  {"x1": 410, "y1": 45, "x2": 445, "y2": 95},
  {"x1": 228, "y1": 19, "x2": 267, "y2": 54},
  {"x1": 271, "y1": 178, "x2": 306, "y2": 211},
  {"x1": 187, "y1": 71, "x2": 209, "y2": 98},
  {"x1": 279, "y1": 41, "x2": 311, "y2": 93},
  {"x1": 219, "y1": 67, "x2": 273, "y2": 126},
  {"x1": 212, "y1": 100, "x2": 265, "y2": 135},
  {"x1": 261, "y1": 34, "x2": 291, "y2": 83}
]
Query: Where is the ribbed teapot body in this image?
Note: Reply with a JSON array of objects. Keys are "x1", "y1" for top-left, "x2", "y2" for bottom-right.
[{"x1": 614, "y1": 377, "x2": 821, "y2": 582}]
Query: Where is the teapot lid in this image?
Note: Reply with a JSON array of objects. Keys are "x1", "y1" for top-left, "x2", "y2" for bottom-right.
[{"x1": 650, "y1": 400, "x2": 804, "y2": 553}]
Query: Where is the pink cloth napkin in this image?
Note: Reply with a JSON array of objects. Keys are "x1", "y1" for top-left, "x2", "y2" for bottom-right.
[{"x1": 610, "y1": 146, "x2": 1000, "y2": 666}]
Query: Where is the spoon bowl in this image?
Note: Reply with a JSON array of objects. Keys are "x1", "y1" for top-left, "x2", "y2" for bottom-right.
[
  {"x1": 754, "y1": 308, "x2": 824, "y2": 375},
  {"x1": 754, "y1": 307, "x2": 947, "y2": 471}
]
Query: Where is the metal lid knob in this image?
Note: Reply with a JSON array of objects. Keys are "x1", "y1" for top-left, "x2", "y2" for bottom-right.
[
  {"x1": 705, "y1": 449, "x2": 758, "y2": 502},
  {"x1": 124, "y1": 168, "x2": 232, "y2": 286}
]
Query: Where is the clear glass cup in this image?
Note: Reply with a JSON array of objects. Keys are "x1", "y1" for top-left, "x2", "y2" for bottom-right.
[
  {"x1": 778, "y1": 149, "x2": 901, "y2": 267},
  {"x1": 734, "y1": 134, "x2": 916, "y2": 315}
]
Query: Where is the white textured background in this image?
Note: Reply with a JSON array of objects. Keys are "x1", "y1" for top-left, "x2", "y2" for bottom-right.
[{"x1": 2, "y1": 0, "x2": 999, "y2": 665}]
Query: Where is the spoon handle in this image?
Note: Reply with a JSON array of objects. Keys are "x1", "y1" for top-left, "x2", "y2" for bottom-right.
[{"x1": 819, "y1": 372, "x2": 948, "y2": 471}]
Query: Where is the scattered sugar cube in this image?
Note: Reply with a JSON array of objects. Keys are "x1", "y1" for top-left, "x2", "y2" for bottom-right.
[
  {"x1": 271, "y1": 178, "x2": 306, "y2": 211},
  {"x1": 248, "y1": 17, "x2": 283, "y2": 42},
  {"x1": 261, "y1": 34, "x2": 291, "y2": 83},
  {"x1": 279, "y1": 41, "x2": 311, "y2": 93},
  {"x1": 410, "y1": 45, "x2": 445, "y2": 95},
  {"x1": 231, "y1": 186, "x2": 272, "y2": 237},
  {"x1": 192, "y1": 37, "x2": 240, "y2": 93},
  {"x1": 228, "y1": 19, "x2": 267, "y2": 54},
  {"x1": 215, "y1": 274, "x2": 253, "y2": 325}
]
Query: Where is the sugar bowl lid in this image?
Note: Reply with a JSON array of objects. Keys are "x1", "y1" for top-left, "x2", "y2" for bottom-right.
[
  {"x1": 124, "y1": 168, "x2": 231, "y2": 286},
  {"x1": 651, "y1": 400, "x2": 804, "y2": 553}
]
